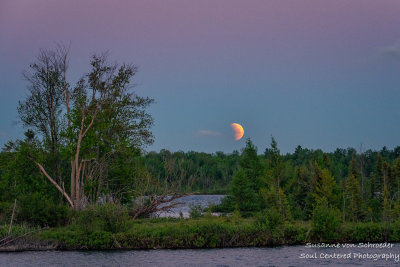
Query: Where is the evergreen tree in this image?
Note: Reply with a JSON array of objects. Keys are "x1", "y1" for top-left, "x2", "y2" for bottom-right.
[
  {"x1": 376, "y1": 154, "x2": 383, "y2": 192},
  {"x1": 225, "y1": 139, "x2": 264, "y2": 212},
  {"x1": 239, "y1": 138, "x2": 264, "y2": 191},
  {"x1": 346, "y1": 173, "x2": 363, "y2": 222},
  {"x1": 349, "y1": 158, "x2": 361, "y2": 182},
  {"x1": 266, "y1": 136, "x2": 283, "y2": 190},
  {"x1": 260, "y1": 186, "x2": 291, "y2": 220},
  {"x1": 394, "y1": 158, "x2": 400, "y2": 198},
  {"x1": 230, "y1": 169, "x2": 260, "y2": 211},
  {"x1": 312, "y1": 166, "x2": 338, "y2": 208},
  {"x1": 289, "y1": 165, "x2": 310, "y2": 219},
  {"x1": 382, "y1": 185, "x2": 392, "y2": 222}
]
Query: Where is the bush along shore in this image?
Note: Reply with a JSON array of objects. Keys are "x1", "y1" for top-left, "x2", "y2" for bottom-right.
[{"x1": 2, "y1": 205, "x2": 400, "y2": 251}]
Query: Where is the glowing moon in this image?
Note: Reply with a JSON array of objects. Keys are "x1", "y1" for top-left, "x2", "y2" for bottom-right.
[{"x1": 231, "y1": 123, "x2": 244, "y2": 140}]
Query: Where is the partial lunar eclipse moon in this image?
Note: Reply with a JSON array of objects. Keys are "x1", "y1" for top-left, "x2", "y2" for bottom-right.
[{"x1": 231, "y1": 123, "x2": 244, "y2": 141}]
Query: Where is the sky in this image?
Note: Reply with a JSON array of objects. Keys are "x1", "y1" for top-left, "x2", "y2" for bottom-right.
[{"x1": 0, "y1": 0, "x2": 400, "y2": 154}]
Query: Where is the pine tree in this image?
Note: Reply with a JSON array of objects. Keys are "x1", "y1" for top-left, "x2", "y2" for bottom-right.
[
  {"x1": 394, "y1": 158, "x2": 400, "y2": 198},
  {"x1": 376, "y1": 154, "x2": 383, "y2": 192},
  {"x1": 311, "y1": 162, "x2": 337, "y2": 208},
  {"x1": 230, "y1": 169, "x2": 260, "y2": 211},
  {"x1": 240, "y1": 138, "x2": 264, "y2": 191},
  {"x1": 346, "y1": 173, "x2": 363, "y2": 222},
  {"x1": 382, "y1": 185, "x2": 392, "y2": 222},
  {"x1": 289, "y1": 165, "x2": 310, "y2": 219},
  {"x1": 260, "y1": 186, "x2": 291, "y2": 220},
  {"x1": 265, "y1": 136, "x2": 283, "y2": 190},
  {"x1": 314, "y1": 168, "x2": 337, "y2": 206}
]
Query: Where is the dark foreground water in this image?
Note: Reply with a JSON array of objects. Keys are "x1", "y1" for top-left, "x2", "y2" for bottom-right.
[{"x1": 1, "y1": 244, "x2": 400, "y2": 267}]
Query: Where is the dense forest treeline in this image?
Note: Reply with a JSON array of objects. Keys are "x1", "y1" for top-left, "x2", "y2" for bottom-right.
[
  {"x1": 141, "y1": 149, "x2": 240, "y2": 194},
  {"x1": 217, "y1": 139, "x2": 400, "y2": 222},
  {"x1": 142, "y1": 143, "x2": 400, "y2": 196}
]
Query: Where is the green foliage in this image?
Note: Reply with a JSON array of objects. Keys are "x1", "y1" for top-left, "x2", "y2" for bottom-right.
[
  {"x1": 313, "y1": 167, "x2": 337, "y2": 206},
  {"x1": 74, "y1": 203, "x2": 129, "y2": 234},
  {"x1": 40, "y1": 216, "x2": 310, "y2": 249},
  {"x1": 143, "y1": 150, "x2": 239, "y2": 194},
  {"x1": 240, "y1": 139, "x2": 265, "y2": 189},
  {"x1": 17, "y1": 193, "x2": 69, "y2": 227},
  {"x1": 382, "y1": 185, "x2": 392, "y2": 222},
  {"x1": 221, "y1": 139, "x2": 266, "y2": 213},
  {"x1": 288, "y1": 166, "x2": 311, "y2": 220},
  {"x1": 33, "y1": 216, "x2": 400, "y2": 249},
  {"x1": 230, "y1": 169, "x2": 260, "y2": 212},
  {"x1": 346, "y1": 173, "x2": 364, "y2": 222},
  {"x1": 0, "y1": 224, "x2": 40, "y2": 240},
  {"x1": 83, "y1": 231, "x2": 114, "y2": 249},
  {"x1": 390, "y1": 219, "x2": 400, "y2": 241},
  {"x1": 260, "y1": 187, "x2": 291, "y2": 221},
  {"x1": 213, "y1": 195, "x2": 235, "y2": 212},
  {"x1": 341, "y1": 222, "x2": 390, "y2": 242},
  {"x1": 366, "y1": 198, "x2": 382, "y2": 222},
  {"x1": 231, "y1": 206, "x2": 242, "y2": 224},
  {"x1": 0, "y1": 201, "x2": 13, "y2": 224},
  {"x1": 311, "y1": 198, "x2": 341, "y2": 241},
  {"x1": 0, "y1": 140, "x2": 62, "y2": 204},
  {"x1": 255, "y1": 209, "x2": 284, "y2": 231},
  {"x1": 189, "y1": 204, "x2": 203, "y2": 219},
  {"x1": 264, "y1": 136, "x2": 284, "y2": 188}
]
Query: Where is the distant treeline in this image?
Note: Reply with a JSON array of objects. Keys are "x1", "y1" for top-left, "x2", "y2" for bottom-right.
[
  {"x1": 140, "y1": 150, "x2": 240, "y2": 194},
  {"x1": 142, "y1": 142, "x2": 400, "y2": 195}
]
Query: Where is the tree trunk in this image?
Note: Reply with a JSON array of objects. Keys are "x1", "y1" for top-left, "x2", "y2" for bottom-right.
[{"x1": 70, "y1": 160, "x2": 75, "y2": 207}]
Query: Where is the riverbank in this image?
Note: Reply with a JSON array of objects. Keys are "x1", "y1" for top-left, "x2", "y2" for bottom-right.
[{"x1": 2, "y1": 217, "x2": 400, "y2": 251}]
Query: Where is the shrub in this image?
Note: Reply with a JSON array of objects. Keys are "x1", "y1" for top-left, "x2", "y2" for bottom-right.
[
  {"x1": 283, "y1": 222, "x2": 308, "y2": 244},
  {"x1": 74, "y1": 203, "x2": 129, "y2": 234},
  {"x1": 16, "y1": 193, "x2": 69, "y2": 227},
  {"x1": 213, "y1": 195, "x2": 235, "y2": 212},
  {"x1": 189, "y1": 204, "x2": 203, "y2": 219},
  {"x1": 390, "y1": 220, "x2": 400, "y2": 241},
  {"x1": 311, "y1": 198, "x2": 341, "y2": 241},
  {"x1": 0, "y1": 201, "x2": 13, "y2": 224},
  {"x1": 255, "y1": 208, "x2": 283, "y2": 231},
  {"x1": 341, "y1": 222, "x2": 386, "y2": 242}
]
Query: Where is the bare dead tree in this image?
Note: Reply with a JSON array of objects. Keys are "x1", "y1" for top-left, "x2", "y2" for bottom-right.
[
  {"x1": 130, "y1": 164, "x2": 187, "y2": 219},
  {"x1": 131, "y1": 194, "x2": 186, "y2": 219}
]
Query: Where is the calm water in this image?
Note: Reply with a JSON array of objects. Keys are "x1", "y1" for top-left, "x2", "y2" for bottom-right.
[
  {"x1": 155, "y1": 194, "x2": 225, "y2": 218},
  {"x1": 2, "y1": 245, "x2": 400, "y2": 266}
]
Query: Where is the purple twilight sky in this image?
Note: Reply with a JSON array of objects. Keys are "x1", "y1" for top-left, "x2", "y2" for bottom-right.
[{"x1": 1, "y1": 0, "x2": 400, "y2": 154}]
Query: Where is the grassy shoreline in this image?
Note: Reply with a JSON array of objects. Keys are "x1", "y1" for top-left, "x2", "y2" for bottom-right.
[{"x1": 2, "y1": 217, "x2": 400, "y2": 251}]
